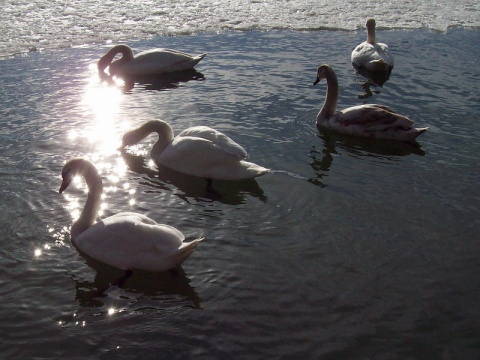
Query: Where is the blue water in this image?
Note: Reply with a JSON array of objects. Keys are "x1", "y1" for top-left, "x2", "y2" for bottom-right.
[{"x1": 0, "y1": 27, "x2": 479, "y2": 358}]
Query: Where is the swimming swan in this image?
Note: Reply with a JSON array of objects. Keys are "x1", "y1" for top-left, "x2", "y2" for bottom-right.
[
  {"x1": 121, "y1": 120, "x2": 270, "y2": 180},
  {"x1": 351, "y1": 18, "x2": 394, "y2": 71},
  {"x1": 97, "y1": 44, "x2": 207, "y2": 76},
  {"x1": 59, "y1": 158, "x2": 203, "y2": 271},
  {"x1": 313, "y1": 64, "x2": 428, "y2": 142}
]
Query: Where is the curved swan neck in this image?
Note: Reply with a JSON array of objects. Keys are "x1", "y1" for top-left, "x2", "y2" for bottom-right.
[
  {"x1": 71, "y1": 161, "x2": 103, "y2": 240},
  {"x1": 123, "y1": 120, "x2": 175, "y2": 159},
  {"x1": 366, "y1": 18, "x2": 376, "y2": 44},
  {"x1": 316, "y1": 66, "x2": 338, "y2": 123},
  {"x1": 98, "y1": 45, "x2": 134, "y2": 73}
]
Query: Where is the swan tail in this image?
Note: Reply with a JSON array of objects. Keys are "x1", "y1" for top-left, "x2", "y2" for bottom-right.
[
  {"x1": 406, "y1": 127, "x2": 429, "y2": 143},
  {"x1": 192, "y1": 53, "x2": 207, "y2": 65},
  {"x1": 412, "y1": 127, "x2": 429, "y2": 139},
  {"x1": 367, "y1": 59, "x2": 391, "y2": 72},
  {"x1": 244, "y1": 162, "x2": 270, "y2": 178},
  {"x1": 237, "y1": 161, "x2": 270, "y2": 178},
  {"x1": 169, "y1": 237, "x2": 204, "y2": 266}
]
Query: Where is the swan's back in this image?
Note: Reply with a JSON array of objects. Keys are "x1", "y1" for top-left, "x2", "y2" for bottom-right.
[
  {"x1": 351, "y1": 42, "x2": 393, "y2": 71},
  {"x1": 177, "y1": 126, "x2": 248, "y2": 159},
  {"x1": 122, "y1": 49, "x2": 207, "y2": 75},
  {"x1": 159, "y1": 136, "x2": 268, "y2": 180},
  {"x1": 74, "y1": 212, "x2": 202, "y2": 271},
  {"x1": 325, "y1": 105, "x2": 427, "y2": 142}
]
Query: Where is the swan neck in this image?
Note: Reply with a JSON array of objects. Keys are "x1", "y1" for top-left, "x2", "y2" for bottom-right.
[
  {"x1": 71, "y1": 166, "x2": 103, "y2": 240},
  {"x1": 317, "y1": 68, "x2": 338, "y2": 123},
  {"x1": 367, "y1": 25, "x2": 376, "y2": 44},
  {"x1": 136, "y1": 121, "x2": 175, "y2": 159},
  {"x1": 109, "y1": 45, "x2": 134, "y2": 62},
  {"x1": 98, "y1": 45, "x2": 134, "y2": 73}
]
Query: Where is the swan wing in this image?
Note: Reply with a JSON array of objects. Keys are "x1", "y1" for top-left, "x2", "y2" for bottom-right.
[
  {"x1": 177, "y1": 126, "x2": 248, "y2": 159},
  {"x1": 156, "y1": 136, "x2": 268, "y2": 179},
  {"x1": 158, "y1": 136, "x2": 245, "y2": 177},
  {"x1": 121, "y1": 48, "x2": 206, "y2": 75},
  {"x1": 336, "y1": 105, "x2": 415, "y2": 131},
  {"x1": 73, "y1": 212, "x2": 190, "y2": 271},
  {"x1": 139, "y1": 48, "x2": 205, "y2": 59}
]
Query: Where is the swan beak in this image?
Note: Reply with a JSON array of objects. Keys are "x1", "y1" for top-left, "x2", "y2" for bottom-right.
[
  {"x1": 59, "y1": 179, "x2": 71, "y2": 194},
  {"x1": 313, "y1": 77, "x2": 320, "y2": 86}
]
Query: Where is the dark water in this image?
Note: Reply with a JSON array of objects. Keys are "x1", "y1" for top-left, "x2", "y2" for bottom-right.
[{"x1": 0, "y1": 29, "x2": 479, "y2": 358}]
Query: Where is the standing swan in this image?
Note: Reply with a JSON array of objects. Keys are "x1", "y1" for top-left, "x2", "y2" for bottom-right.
[
  {"x1": 97, "y1": 44, "x2": 207, "y2": 76},
  {"x1": 351, "y1": 18, "x2": 394, "y2": 71},
  {"x1": 120, "y1": 120, "x2": 269, "y2": 180},
  {"x1": 313, "y1": 64, "x2": 428, "y2": 142},
  {"x1": 59, "y1": 158, "x2": 203, "y2": 271}
]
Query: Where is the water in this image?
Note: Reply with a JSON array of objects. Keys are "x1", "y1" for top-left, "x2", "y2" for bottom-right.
[{"x1": 1, "y1": 1, "x2": 480, "y2": 358}]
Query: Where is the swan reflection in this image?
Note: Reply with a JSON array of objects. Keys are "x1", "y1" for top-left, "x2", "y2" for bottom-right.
[
  {"x1": 308, "y1": 128, "x2": 426, "y2": 186},
  {"x1": 72, "y1": 260, "x2": 202, "y2": 309},
  {"x1": 354, "y1": 67, "x2": 392, "y2": 99},
  {"x1": 121, "y1": 151, "x2": 268, "y2": 204},
  {"x1": 99, "y1": 69, "x2": 205, "y2": 93}
]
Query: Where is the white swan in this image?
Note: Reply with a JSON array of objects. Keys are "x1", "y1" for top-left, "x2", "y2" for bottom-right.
[
  {"x1": 313, "y1": 64, "x2": 428, "y2": 142},
  {"x1": 59, "y1": 158, "x2": 203, "y2": 271},
  {"x1": 351, "y1": 18, "x2": 394, "y2": 71},
  {"x1": 97, "y1": 44, "x2": 207, "y2": 76},
  {"x1": 121, "y1": 120, "x2": 269, "y2": 180}
]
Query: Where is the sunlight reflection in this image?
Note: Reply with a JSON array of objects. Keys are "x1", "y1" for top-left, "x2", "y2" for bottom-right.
[
  {"x1": 48, "y1": 226, "x2": 67, "y2": 246},
  {"x1": 108, "y1": 308, "x2": 115, "y2": 316},
  {"x1": 79, "y1": 73, "x2": 130, "y2": 157},
  {"x1": 34, "y1": 248, "x2": 42, "y2": 257},
  {"x1": 147, "y1": 159, "x2": 156, "y2": 168}
]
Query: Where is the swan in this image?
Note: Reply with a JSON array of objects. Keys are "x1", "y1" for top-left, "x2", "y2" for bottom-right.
[
  {"x1": 59, "y1": 158, "x2": 203, "y2": 271},
  {"x1": 97, "y1": 44, "x2": 207, "y2": 76},
  {"x1": 313, "y1": 64, "x2": 428, "y2": 142},
  {"x1": 351, "y1": 18, "x2": 394, "y2": 71},
  {"x1": 120, "y1": 120, "x2": 269, "y2": 180}
]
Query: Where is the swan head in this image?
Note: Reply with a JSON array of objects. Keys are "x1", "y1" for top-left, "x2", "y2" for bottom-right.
[
  {"x1": 313, "y1": 64, "x2": 332, "y2": 86},
  {"x1": 59, "y1": 158, "x2": 95, "y2": 193},
  {"x1": 366, "y1": 18, "x2": 376, "y2": 29},
  {"x1": 121, "y1": 129, "x2": 143, "y2": 148}
]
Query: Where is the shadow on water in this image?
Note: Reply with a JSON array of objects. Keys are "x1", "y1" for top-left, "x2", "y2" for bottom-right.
[
  {"x1": 72, "y1": 255, "x2": 202, "y2": 309},
  {"x1": 308, "y1": 127, "x2": 426, "y2": 187},
  {"x1": 99, "y1": 69, "x2": 205, "y2": 93},
  {"x1": 120, "y1": 151, "x2": 268, "y2": 205}
]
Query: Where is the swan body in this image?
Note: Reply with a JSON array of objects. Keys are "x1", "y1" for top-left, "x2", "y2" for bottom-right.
[
  {"x1": 59, "y1": 158, "x2": 203, "y2": 271},
  {"x1": 121, "y1": 120, "x2": 269, "y2": 180},
  {"x1": 351, "y1": 18, "x2": 394, "y2": 71},
  {"x1": 98, "y1": 44, "x2": 207, "y2": 76},
  {"x1": 313, "y1": 64, "x2": 428, "y2": 142}
]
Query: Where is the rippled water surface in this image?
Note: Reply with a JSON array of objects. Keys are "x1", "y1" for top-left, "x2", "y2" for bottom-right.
[{"x1": 0, "y1": 29, "x2": 479, "y2": 358}]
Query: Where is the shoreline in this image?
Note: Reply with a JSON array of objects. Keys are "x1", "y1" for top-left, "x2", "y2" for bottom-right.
[{"x1": 1, "y1": 26, "x2": 479, "y2": 61}]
